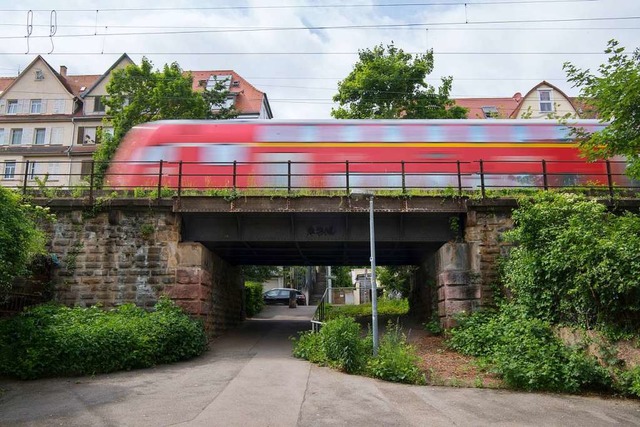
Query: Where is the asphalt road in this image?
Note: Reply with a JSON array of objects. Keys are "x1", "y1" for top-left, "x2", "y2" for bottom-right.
[{"x1": 1, "y1": 305, "x2": 639, "y2": 426}]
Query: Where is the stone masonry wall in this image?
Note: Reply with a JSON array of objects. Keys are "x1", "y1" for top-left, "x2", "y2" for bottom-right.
[
  {"x1": 464, "y1": 208, "x2": 515, "y2": 305},
  {"x1": 48, "y1": 206, "x2": 243, "y2": 336}
]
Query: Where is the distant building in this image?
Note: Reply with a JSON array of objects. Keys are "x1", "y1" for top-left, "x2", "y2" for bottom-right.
[
  {"x1": 454, "y1": 81, "x2": 594, "y2": 119},
  {"x1": 0, "y1": 55, "x2": 272, "y2": 188}
]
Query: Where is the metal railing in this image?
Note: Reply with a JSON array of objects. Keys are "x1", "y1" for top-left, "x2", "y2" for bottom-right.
[
  {"x1": 311, "y1": 288, "x2": 329, "y2": 332},
  {"x1": 1, "y1": 159, "x2": 638, "y2": 202}
]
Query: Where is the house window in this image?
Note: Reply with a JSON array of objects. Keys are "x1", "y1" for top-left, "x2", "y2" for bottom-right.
[
  {"x1": 481, "y1": 106, "x2": 499, "y2": 119},
  {"x1": 4, "y1": 161, "x2": 16, "y2": 179},
  {"x1": 77, "y1": 127, "x2": 100, "y2": 144},
  {"x1": 28, "y1": 162, "x2": 37, "y2": 179},
  {"x1": 10, "y1": 128, "x2": 23, "y2": 145},
  {"x1": 539, "y1": 90, "x2": 553, "y2": 113},
  {"x1": 7, "y1": 100, "x2": 18, "y2": 114},
  {"x1": 34, "y1": 128, "x2": 46, "y2": 145},
  {"x1": 35, "y1": 69, "x2": 44, "y2": 80},
  {"x1": 93, "y1": 96, "x2": 106, "y2": 112},
  {"x1": 0, "y1": 128, "x2": 5, "y2": 145},
  {"x1": 30, "y1": 99, "x2": 42, "y2": 114},
  {"x1": 81, "y1": 160, "x2": 93, "y2": 179}
]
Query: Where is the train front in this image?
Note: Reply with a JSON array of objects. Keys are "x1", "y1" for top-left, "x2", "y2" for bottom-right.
[{"x1": 105, "y1": 123, "x2": 162, "y2": 190}]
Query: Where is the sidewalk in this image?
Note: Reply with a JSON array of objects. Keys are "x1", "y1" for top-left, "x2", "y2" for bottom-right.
[{"x1": 1, "y1": 305, "x2": 639, "y2": 426}]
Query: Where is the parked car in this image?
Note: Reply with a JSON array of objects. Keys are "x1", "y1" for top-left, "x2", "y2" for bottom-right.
[{"x1": 263, "y1": 288, "x2": 307, "y2": 306}]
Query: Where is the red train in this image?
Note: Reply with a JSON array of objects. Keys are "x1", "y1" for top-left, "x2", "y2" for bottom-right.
[{"x1": 106, "y1": 119, "x2": 631, "y2": 192}]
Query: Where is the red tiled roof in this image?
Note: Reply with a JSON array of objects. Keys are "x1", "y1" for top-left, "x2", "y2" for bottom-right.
[
  {"x1": 64, "y1": 74, "x2": 101, "y2": 97},
  {"x1": 453, "y1": 97, "x2": 521, "y2": 119},
  {"x1": 0, "y1": 77, "x2": 14, "y2": 93},
  {"x1": 189, "y1": 70, "x2": 266, "y2": 116}
]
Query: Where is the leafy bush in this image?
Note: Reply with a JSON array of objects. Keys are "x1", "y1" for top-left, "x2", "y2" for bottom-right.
[
  {"x1": 449, "y1": 305, "x2": 610, "y2": 393},
  {"x1": 293, "y1": 317, "x2": 424, "y2": 384},
  {"x1": 0, "y1": 297, "x2": 207, "y2": 379},
  {"x1": 616, "y1": 366, "x2": 640, "y2": 397},
  {"x1": 367, "y1": 323, "x2": 425, "y2": 384},
  {"x1": 244, "y1": 281, "x2": 264, "y2": 318},
  {"x1": 325, "y1": 298, "x2": 409, "y2": 320},
  {"x1": 320, "y1": 317, "x2": 370, "y2": 374},
  {"x1": 0, "y1": 188, "x2": 53, "y2": 294},
  {"x1": 503, "y1": 192, "x2": 640, "y2": 331}
]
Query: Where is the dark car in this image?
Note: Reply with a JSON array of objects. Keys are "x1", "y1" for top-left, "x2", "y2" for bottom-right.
[{"x1": 263, "y1": 288, "x2": 307, "y2": 306}]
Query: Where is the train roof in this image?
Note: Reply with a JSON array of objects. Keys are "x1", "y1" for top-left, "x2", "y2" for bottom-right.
[{"x1": 144, "y1": 118, "x2": 606, "y2": 126}]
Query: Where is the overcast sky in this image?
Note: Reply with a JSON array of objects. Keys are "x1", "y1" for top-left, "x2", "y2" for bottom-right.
[{"x1": 0, "y1": 0, "x2": 638, "y2": 119}]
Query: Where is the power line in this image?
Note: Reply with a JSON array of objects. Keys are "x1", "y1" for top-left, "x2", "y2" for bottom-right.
[
  {"x1": 0, "y1": 15, "x2": 636, "y2": 40},
  {"x1": 0, "y1": 0, "x2": 600, "y2": 13},
  {"x1": 0, "y1": 51, "x2": 618, "y2": 56}
]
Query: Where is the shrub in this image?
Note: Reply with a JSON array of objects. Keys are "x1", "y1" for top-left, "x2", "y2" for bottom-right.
[
  {"x1": 448, "y1": 304, "x2": 611, "y2": 393},
  {"x1": 244, "y1": 281, "x2": 264, "y2": 318},
  {"x1": 320, "y1": 317, "x2": 370, "y2": 374},
  {"x1": 616, "y1": 366, "x2": 640, "y2": 397},
  {"x1": 367, "y1": 323, "x2": 425, "y2": 384},
  {"x1": 325, "y1": 298, "x2": 409, "y2": 320},
  {"x1": 503, "y1": 192, "x2": 640, "y2": 331},
  {"x1": 0, "y1": 297, "x2": 207, "y2": 379}
]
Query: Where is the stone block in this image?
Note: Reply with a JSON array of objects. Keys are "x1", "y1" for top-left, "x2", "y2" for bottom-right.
[
  {"x1": 442, "y1": 284, "x2": 481, "y2": 301},
  {"x1": 437, "y1": 270, "x2": 470, "y2": 286}
]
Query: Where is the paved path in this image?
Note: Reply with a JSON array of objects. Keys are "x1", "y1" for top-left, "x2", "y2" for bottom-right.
[{"x1": 1, "y1": 305, "x2": 639, "y2": 426}]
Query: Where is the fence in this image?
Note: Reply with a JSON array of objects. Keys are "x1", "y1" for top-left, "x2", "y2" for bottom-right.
[{"x1": 1, "y1": 159, "x2": 638, "y2": 202}]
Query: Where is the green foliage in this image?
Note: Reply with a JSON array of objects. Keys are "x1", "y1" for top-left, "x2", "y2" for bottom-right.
[
  {"x1": 503, "y1": 192, "x2": 640, "y2": 331},
  {"x1": 94, "y1": 57, "x2": 236, "y2": 186},
  {"x1": 331, "y1": 42, "x2": 467, "y2": 119},
  {"x1": 0, "y1": 188, "x2": 53, "y2": 295},
  {"x1": 377, "y1": 266, "x2": 416, "y2": 296},
  {"x1": 320, "y1": 317, "x2": 370, "y2": 374},
  {"x1": 367, "y1": 323, "x2": 425, "y2": 384},
  {"x1": 293, "y1": 318, "x2": 424, "y2": 384},
  {"x1": 330, "y1": 266, "x2": 353, "y2": 288},
  {"x1": 241, "y1": 266, "x2": 280, "y2": 283},
  {"x1": 324, "y1": 298, "x2": 409, "y2": 320},
  {"x1": 616, "y1": 366, "x2": 640, "y2": 397},
  {"x1": 563, "y1": 40, "x2": 640, "y2": 179},
  {"x1": 0, "y1": 297, "x2": 207, "y2": 379},
  {"x1": 448, "y1": 306, "x2": 610, "y2": 393},
  {"x1": 244, "y1": 281, "x2": 264, "y2": 318}
]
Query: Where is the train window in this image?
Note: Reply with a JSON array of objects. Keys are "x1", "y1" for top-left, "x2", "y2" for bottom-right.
[
  {"x1": 424, "y1": 124, "x2": 444, "y2": 142},
  {"x1": 469, "y1": 125, "x2": 487, "y2": 142},
  {"x1": 132, "y1": 145, "x2": 178, "y2": 162},
  {"x1": 202, "y1": 144, "x2": 248, "y2": 164},
  {"x1": 258, "y1": 125, "x2": 299, "y2": 142},
  {"x1": 382, "y1": 125, "x2": 403, "y2": 142},
  {"x1": 300, "y1": 126, "x2": 317, "y2": 142}
]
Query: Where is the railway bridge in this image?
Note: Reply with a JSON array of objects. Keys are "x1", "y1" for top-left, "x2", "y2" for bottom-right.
[
  {"x1": 37, "y1": 195, "x2": 515, "y2": 333},
  {"x1": 38, "y1": 195, "x2": 638, "y2": 334}
]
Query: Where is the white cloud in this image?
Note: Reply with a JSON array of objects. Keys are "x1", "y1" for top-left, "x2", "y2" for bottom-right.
[{"x1": 1, "y1": 0, "x2": 638, "y2": 118}]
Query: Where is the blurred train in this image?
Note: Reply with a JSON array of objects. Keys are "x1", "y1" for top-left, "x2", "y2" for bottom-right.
[{"x1": 106, "y1": 119, "x2": 632, "y2": 191}]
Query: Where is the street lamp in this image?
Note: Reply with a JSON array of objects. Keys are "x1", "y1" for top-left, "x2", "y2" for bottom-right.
[{"x1": 351, "y1": 189, "x2": 379, "y2": 356}]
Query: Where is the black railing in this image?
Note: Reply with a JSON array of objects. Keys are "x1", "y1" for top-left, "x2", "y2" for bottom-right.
[{"x1": 1, "y1": 159, "x2": 638, "y2": 201}]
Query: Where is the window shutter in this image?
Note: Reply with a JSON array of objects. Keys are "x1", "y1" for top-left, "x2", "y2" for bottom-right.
[
  {"x1": 0, "y1": 99, "x2": 5, "y2": 113},
  {"x1": 41, "y1": 99, "x2": 48, "y2": 114},
  {"x1": 23, "y1": 128, "x2": 33, "y2": 145},
  {"x1": 50, "y1": 127, "x2": 63, "y2": 144},
  {"x1": 17, "y1": 99, "x2": 27, "y2": 114},
  {"x1": 77, "y1": 127, "x2": 85, "y2": 145}
]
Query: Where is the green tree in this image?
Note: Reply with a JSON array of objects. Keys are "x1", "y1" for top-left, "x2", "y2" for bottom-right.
[
  {"x1": 377, "y1": 266, "x2": 416, "y2": 296},
  {"x1": 0, "y1": 188, "x2": 52, "y2": 294},
  {"x1": 242, "y1": 266, "x2": 281, "y2": 283},
  {"x1": 331, "y1": 43, "x2": 467, "y2": 119},
  {"x1": 94, "y1": 58, "x2": 237, "y2": 185},
  {"x1": 563, "y1": 40, "x2": 640, "y2": 179},
  {"x1": 202, "y1": 76, "x2": 240, "y2": 120},
  {"x1": 330, "y1": 266, "x2": 353, "y2": 288}
]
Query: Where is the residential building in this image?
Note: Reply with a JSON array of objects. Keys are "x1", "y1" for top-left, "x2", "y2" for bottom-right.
[
  {"x1": 454, "y1": 81, "x2": 591, "y2": 119},
  {"x1": 0, "y1": 55, "x2": 272, "y2": 189}
]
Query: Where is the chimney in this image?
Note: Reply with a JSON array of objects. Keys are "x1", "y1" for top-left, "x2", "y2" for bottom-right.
[{"x1": 60, "y1": 65, "x2": 67, "y2": 77}]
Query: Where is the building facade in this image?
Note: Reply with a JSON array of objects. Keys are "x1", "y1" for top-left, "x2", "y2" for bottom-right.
[{"x1": 0, "y1": 55, "x2": 272, "y2": 189}]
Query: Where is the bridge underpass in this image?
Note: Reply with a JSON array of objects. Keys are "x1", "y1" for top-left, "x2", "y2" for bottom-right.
[{"x1": 180, "y1": 211, "x2": 457, "y2": 266}]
